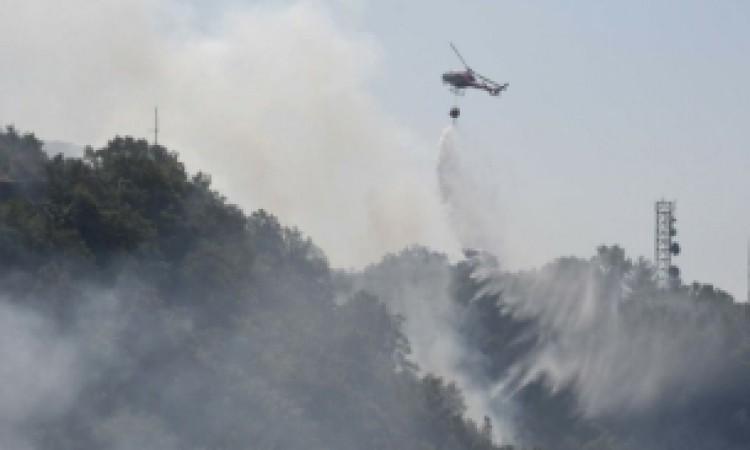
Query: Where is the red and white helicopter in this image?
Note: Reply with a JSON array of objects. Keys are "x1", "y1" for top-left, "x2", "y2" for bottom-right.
[{"x1": 442, "y1": 43, "x2": 508, "y2": 118}]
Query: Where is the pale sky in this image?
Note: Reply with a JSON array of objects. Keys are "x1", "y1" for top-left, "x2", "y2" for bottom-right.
[
  {"x1": 1, "y1": 0, "x2": 748, "y2": 298},
  {"x1": 364, "y1": 0, "x2": 750, "y2": 300},
  {"x1": 184, "y1": 0, "x2": 750, "y2": 299}
]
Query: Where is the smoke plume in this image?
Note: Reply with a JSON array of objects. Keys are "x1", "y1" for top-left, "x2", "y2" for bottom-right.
[
  {"x1": 346, "y1": 248, "x2": 515, "y2": 442},
  {"x1": 0, "y1": 302, "x2": 79, "y2": 450},
  {"x1": 0, "y1": 0, "x2": 457, "y2": 269}
]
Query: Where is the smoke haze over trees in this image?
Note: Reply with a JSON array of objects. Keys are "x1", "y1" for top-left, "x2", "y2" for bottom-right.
[
  {"x1": 0, "y1": 127, "x2": 511, "y2": 450},
  {"x1": 342, "y1": 245, "x2": 750, "y2": 450},
  {"x1": 3, "y1": 125, "x2": 750, "y2": 450}
]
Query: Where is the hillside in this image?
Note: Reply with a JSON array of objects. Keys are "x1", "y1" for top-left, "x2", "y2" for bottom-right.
[
  {"x1": 4, "y1": 125, "x2": 750, "y2": 450},
  {"x1": 0, "y1": 126, "x2": 514, "y2": 450}
]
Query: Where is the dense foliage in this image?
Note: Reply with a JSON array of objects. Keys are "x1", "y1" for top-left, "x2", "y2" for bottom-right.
[
  {"x1": 0, "y1": 127, "x2": 514, "y2": 450},
  {"x1": 351, "y1": 245, "x2": 750, "y2": 450},
  {"x1": 4, "y1": 125, "x2": 748, "y2": 450}
]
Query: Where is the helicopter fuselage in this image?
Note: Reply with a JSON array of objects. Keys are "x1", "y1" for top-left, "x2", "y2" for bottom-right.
[{"x1": 442, "y1": 70, "x2": 476, "y2": 89}]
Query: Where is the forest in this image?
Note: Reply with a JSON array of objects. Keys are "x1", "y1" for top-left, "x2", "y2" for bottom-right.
[{"x1": 1, "y1": 126, "x2": 750, "y2": 449}]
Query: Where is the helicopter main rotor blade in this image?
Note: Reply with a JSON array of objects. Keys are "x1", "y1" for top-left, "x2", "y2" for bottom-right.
[{"x1": 449, "y1": 42, "x2": 471, "y2": 70}]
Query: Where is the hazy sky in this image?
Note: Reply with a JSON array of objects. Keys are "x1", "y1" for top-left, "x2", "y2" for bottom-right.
[
  {"x1": 361, "y1": 0, "x2": 750, "y2": 299},
  {"x1": 1, "y1": 0, "x2": 748, "y2": 298}
]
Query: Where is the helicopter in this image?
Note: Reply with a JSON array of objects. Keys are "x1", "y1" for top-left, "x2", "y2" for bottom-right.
[{"x1": 442, "y1": 43, "x2": 508, "y2": 118}]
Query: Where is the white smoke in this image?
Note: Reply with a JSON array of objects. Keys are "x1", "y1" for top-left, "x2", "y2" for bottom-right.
[
  {"x1": 349, "y1": 248, "x2": 514, "y2": 441},
  {"x1": 1, "y1": 0, "x2": 508, "y2": 445},
  {"x1": 0, "y1": 301, "x2": 80, "y2": 450},
  {"x1": 9, "y1": 0, "x2": 738, "y2": 445},
  {"x1": 0, "y1": 0, "x2": 457, "y2": 269}
]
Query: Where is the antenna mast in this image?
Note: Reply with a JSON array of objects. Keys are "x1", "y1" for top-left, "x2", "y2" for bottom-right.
[{"x1": 153, "y1": 107, "x2": 159, "y2": 146}]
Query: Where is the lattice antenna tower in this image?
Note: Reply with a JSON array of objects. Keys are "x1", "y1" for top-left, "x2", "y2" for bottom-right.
[{"x1": 655, "y1": 200, "x2": 680, "y2": 289}]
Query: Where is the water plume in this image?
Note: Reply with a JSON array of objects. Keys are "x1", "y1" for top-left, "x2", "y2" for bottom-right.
[{"x1": 437, "y1": 125, "x2": 504, "y2": 257}]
